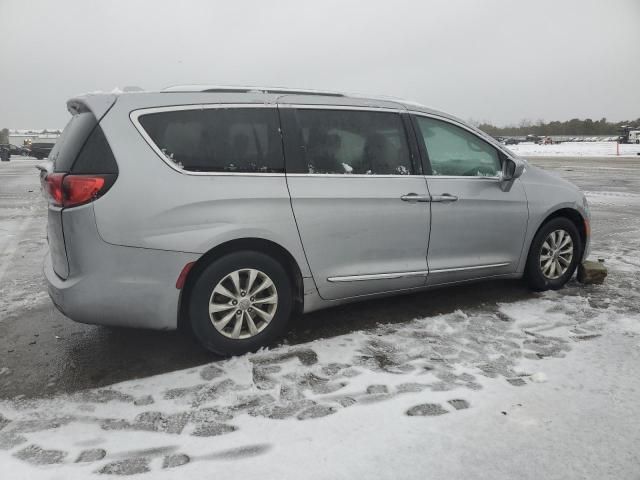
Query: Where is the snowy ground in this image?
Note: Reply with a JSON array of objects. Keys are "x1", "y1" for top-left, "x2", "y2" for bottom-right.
[
  {"x1": 0, "y1": 159, "x2": 48, "y2": 319},
  {"x1": 507, "y1": 141, "x2": 640, "y2": 157},
  {"x1": 0, "y1": 156, "x2": 639, "y2": 479}
]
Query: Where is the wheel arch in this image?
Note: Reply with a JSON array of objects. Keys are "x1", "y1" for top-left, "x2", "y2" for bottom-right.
[
  {"x1": 177, "y1": 238, "x2": 304, "y2": 330},
  {"x1": 524, "y1": 207, "x2": 587, "y2": 272},
  {"x1": 541, "y1": 207, "x2": 587, "y2": 247}
]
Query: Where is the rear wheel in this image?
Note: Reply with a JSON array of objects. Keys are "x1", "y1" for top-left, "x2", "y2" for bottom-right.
[
  {"x1": 188, "y1": 251, "x2": 293, "y2": 356},
  {"x1": 525, "y1": 217, "x2": 582, "y2": 291}
]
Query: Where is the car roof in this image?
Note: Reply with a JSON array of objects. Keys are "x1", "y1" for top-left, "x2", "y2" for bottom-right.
[
  {"x1": 70, "y1": 86, "x2": 510, "y2": 159},
  {"x1": 70, "y1": 85, "x2": 455, "y2": 120},
  {"x1": 165, "y1": 85, "x2": 452, "y2": 115}
]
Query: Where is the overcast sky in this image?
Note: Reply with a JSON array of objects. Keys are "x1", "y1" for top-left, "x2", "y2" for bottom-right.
[{"x1": 1, "y1": 0, "x2": 638, "y2": 129}]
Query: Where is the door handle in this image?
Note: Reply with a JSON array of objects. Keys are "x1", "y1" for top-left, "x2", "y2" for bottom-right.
[
  {"x1": 401, "y1": 193, "x2": 431, "y2": 202},
  {"x1": 431, "y1": 193, "x2": 458, "y2": 203}
]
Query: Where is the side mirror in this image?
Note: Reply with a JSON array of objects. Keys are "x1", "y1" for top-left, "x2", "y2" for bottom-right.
[{"x1": 501, "y1": 157, "x2": 525, "y2": 181}]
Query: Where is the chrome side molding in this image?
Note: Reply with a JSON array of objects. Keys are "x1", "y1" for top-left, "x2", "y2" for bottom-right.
[
  {"x1": 327, "y1": 270, "x2": 429, "y2": 283},
  {"x1": 430, "y1": 262, "x2": 510, "y2": 274},
  {"x1": 328, "y1": 262, "x2": 511, "y2": 282}
]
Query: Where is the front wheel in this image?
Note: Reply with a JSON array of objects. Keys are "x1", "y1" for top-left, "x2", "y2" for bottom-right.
[
  {"x1": 188, "y1": 251, "x2": 293, "y2": 356},
  {"x1": 525, "y1": 217, "x2": 582, "y2": 291}
]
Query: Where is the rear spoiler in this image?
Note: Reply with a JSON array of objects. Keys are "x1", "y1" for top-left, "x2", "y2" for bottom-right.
[
  {"x1": 66, "y1": 94, "x2": 118, "y2": 120},
  {"x1": 36, "y1": 161, "x2": 52, "y2": 173},
  {"x1": 36, "y1": 161, "x2": 53, "y2": 185}
]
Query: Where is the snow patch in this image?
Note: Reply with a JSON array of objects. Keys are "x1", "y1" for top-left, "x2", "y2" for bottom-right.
[
  {"x1": 530, "y1": 372, "x2": 548, "y2": 383},
  {"x1": 508, "y1": 141, "x2": 640, "y2": 157}
]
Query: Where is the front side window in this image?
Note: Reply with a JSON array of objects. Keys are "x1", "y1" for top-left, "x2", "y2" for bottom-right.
[
  {"x1": 415, "y1": 116, "x2": 501, "y2": 177},
  {"x1": 138, "y1": 107, "x2": 283, "y2": 173},
  {"x1": 294, "y1": 109, "x2": 413, "y2": 175}
]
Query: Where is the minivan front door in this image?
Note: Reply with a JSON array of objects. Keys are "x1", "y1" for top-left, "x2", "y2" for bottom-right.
[
  {"x1": 281, "y1": 107, "x2": 431, "y2": 300},
  {"x1": 412, "y1": 114, "x2": 529, "y2": 285}
]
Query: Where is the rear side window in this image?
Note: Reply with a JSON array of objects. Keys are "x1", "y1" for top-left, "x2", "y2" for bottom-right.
[
  {"x1": 72, "y1": 124, "x2": 118, "y2": 174},
  {"x1": 138, "y1": 108, "x2": 284, "y2": 173},
  {"x1": 290, "y1": 109, "x2": 413, "y2": 175},
  {"x1": 51, "y1": 112, "x2": 118, "y2": 174},
  {"x1": 415, "y1": 116, "x2": 501, "y2": 177},
  {"x1": 51, "y1": 112, "x2": 97, "y2": 172}
]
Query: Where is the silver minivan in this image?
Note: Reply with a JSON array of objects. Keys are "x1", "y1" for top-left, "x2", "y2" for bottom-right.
[{"x1": 42, "y1": 86, "x2": 590, "y2": 355}]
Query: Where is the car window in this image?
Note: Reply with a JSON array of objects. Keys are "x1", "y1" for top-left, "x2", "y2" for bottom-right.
[
  {"x1": 138, "y1": 107, "x2": 283, "y2": 173},
  {"x1": 51, "y1": 112, "x2": 97, "y2": 172},
  {"x1": 415, "y1": 116, "x2": 501, "y2": 177},
  {"x1": 294, "y1": 109, "x2": 413, "y2": 175}
]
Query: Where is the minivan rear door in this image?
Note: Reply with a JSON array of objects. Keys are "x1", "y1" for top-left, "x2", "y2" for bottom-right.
[
  {"x1": 44, "y1": 112, "x2": 99, "y2": 278},
  {"x1": 280, "y1": 106, "x2": 431, "y2": 300},
  {"x1": 43, "y1": 96, "x2": 117, "y2": 279}
]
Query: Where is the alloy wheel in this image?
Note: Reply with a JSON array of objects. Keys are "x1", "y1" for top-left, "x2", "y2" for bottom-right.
[
  {"x1": 540, "y1": 229, "x2": 574, "y2": 280},
  {"x1": 208, "y1": 268, "x2": 278, "y2": 339}
]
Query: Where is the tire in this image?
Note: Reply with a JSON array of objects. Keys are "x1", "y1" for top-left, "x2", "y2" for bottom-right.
[
  {"x1": 188, "y1": 250, "x2": 293, "y2": 356},
  {"x1": 525, "y1": 217, "x2": 582, "y2": 291}
]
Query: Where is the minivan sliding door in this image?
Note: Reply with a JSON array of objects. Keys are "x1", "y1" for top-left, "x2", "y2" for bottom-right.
[{"x1": 280, "y1": 106, "x2": 431, "y2": 300}]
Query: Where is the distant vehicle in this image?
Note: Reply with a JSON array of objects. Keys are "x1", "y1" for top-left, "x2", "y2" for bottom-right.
[
  {"x1": 617, "y1": 125, "x2": 640, "y2": 144},
  {"x1": 42, "y1": 86, "x2": 591, "y2": 355},
  {"x1": 504, "y1": 138, "x2": 520, "y2": 145},
  {"x1": 30, "y1": 142, "x2": 55, "y2": 159},
  {"x1": 9, "y1": 144, "x2": 29, "y2": 156},
  {"x1": 0, "y1": 145, "x2": 10, "y2": 162},
  {"x1": 1, "y1": 144, "x2": 29, "y2": 156}
]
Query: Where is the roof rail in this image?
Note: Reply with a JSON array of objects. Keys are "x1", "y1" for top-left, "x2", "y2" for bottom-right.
[{"x1": 162, "y1": 85, "x2": 344, "y2": 97}]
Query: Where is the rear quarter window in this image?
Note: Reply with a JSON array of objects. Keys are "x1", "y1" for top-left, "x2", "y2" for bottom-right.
[
  {"x1": 137, "y1": 107, "x2": 284, "y2": 173},
  {"x1": 72, "y1": 124, "x2": 118, "y2": 174}
]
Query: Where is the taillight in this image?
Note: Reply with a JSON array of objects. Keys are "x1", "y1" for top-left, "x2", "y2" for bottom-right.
[
  {"x1": 63, "y1": 175, "x2": 105, "y2": 206},
  {"x1": 44, "y1": 173, "x2": 112, "y2": 207},
  {"x1": 44, "y1": 173, "x2": 65, "y2": 206}
]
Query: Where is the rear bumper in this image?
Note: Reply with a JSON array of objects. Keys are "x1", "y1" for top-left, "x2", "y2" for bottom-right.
[{"x1": 44, "y1": 245, "x2": 199, "y2": 330}]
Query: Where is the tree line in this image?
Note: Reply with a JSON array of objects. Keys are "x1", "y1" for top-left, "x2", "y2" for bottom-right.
[{"x1": 477, "y1": 118, "x2": 640, "y2": 137}]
